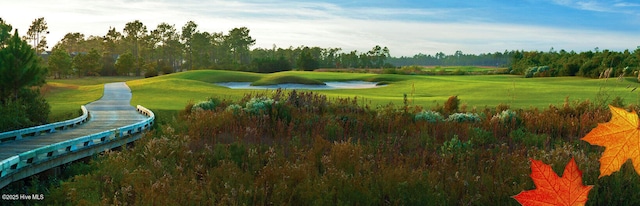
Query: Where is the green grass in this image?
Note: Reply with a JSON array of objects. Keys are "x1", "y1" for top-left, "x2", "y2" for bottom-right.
[
  {"x1": 42, "y1": 82, "x2": 103, "y2": 121},
  {"x1": 422, "y1": 66, "x2": 505, "y2": 72},
  {"x1": 126, "y1": 70, "x2": 640, "y2": 112},
  {"x1": 149, "y1": 69, "x2": 262, "y2": 83},
  {"x1": 251, "y1": 73, "x2": 326, "y2": 86},
  {"x1": 43, "y1": 76, "x2": 142, "y2": 122},
  {"x1": 42, "y1": 70, "x2": 640, "y2": 119},
  {"x1": 127, "y1": 77, "x2": 237, "y2": 111},
  {"x1": 48, "y1": 76, "x2": 142, "y2": 86}
]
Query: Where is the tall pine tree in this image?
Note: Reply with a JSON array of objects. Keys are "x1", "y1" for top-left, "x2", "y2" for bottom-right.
[{"x1": 0, "y1": 30, "x2": 47, "y2": 103}]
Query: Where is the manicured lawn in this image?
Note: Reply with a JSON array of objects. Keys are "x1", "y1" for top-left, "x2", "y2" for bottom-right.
[
  {"x1": 43, "y1": 76, "x2": 141, "y2": 121},
  {"x1": 42, "y1": 82, "x2": 102, "y2": 121},
  {"x1": 42, "y1": 70, "x2": 639, "y2": 120},
  {"x1": 251, "y1": 73, "x2": 326, "y2": 86},
  {"x1": 48, "y1": 76, "x2": 142, "y2": 86},
  {"x1": 126, "y1": 70, "x2": 640, "y2": 112},
  {"x1": 421, "y1": 66, "x2": 506, "y2": 72}
]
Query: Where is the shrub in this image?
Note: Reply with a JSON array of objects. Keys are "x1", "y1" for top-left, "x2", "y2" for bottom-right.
[
  {"x1": 161, "y1": 65, "x2": 174, "y2": 74},
  {"x1": 510, "y1": 128, "x2": 548, "y2": 148},
  {"x1": 0, "y1": 100, "x2": 31, "y2": 132},
  {"x1": 610, "y1": 96, "x2": 625, "y2": 108},
  {"x1": 144, "y1": 69, "x2": 158, "y2": 78},
  {"x1": 446, "y1": 112, "x2": 481, "y2": 123},
  {"x1": 414, "y1": 110, "x2": 444, "y2": 123},
  {"x1": 524, "y1": 67, "x2": 537, "y2": 78},
  {"x1": 382, "y1": 68, "x2": 397, "y2": 74},
  {"x1": 444, "y1": 95, "x2": 460, "y2": 114},
  {"x1": 452, "y1": 69, "x2": 466, "y2": 75},
  {"x1": 20, "y1": 88, "x2": 50, "y2": 125},
  {"x1": 491, "y1": 109, "x2": 519, "y2": 124},
  {"x1": 469, "y1": 127, "x2": 496, "y2": 146},
  {"x1": 225, "y1": 104, "x2": 243, "y2": 115},
  {"x1": 399, "y1": 65, "x2": 422, "y2": 74},
  {"x1": 440, "y1": 135, "x2": 472, "y2": 155},
  {"x1": 524, "y1": 66, "x2": 550, "y2": 78},
  {"x1": 245, "y1": 97, "x2": 275, "y2": 115},
  {"x1": 0, "y1": 89, "x2": 50, "y2": 132},
  {"x1": 192, "y1": 98, "x2": 220, "y2": 112}
]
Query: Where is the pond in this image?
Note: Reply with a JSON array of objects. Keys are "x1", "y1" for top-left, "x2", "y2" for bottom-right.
[{"x1": 215, "y1": 81, "x2": 385, "y2": 90}]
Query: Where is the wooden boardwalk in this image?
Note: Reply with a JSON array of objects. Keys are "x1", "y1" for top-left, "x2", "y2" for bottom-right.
[{"x1": 0, "y1": 82, "x2": 146, "y2": 163}]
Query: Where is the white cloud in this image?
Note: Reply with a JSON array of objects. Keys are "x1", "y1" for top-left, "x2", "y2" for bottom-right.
[
  {"x1": 614, "y1": 2, "x2": 640, "y2": 7},
  {"x1": 1, "y1": 0, "x2": 638, "y2": 56},
  {"x1": 550, "y1": 0, "x2": 640, "y2": 14}
]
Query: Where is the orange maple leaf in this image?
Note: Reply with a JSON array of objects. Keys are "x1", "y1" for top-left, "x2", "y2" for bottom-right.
[
  {"x1": 513, "y1": 158, "x2": 592, "y2": 206},
  {"x1": 582, "y1": 105, "x2": 640, "y2": 177}
]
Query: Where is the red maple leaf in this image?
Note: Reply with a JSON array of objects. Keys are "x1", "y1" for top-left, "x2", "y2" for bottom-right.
[{"x1": 513, "y1": 158, "x2": 593, "y2": 206}]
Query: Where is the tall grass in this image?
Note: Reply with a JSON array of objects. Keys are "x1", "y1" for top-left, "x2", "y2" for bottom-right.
[{"x1": 44, "y1": 90, "x2": 639, "y2": 205}]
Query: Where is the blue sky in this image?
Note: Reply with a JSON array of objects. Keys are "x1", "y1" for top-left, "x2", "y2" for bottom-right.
[{"x1": 2, "y1": 0, "x2": 639, "y2": 56}]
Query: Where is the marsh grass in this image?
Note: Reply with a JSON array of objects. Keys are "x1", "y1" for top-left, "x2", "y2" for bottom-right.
[
  {"x1": 44, "y1": 89, "x2": 637, "y2": 205},
  {"x1": 32, "y1": 71, "x2": 640, "y2": 205}
]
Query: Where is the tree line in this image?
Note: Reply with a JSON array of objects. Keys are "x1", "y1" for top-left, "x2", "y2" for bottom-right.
[
  {"x1": 389, "y1": 48, "x2": 640, "y2": 79},
  {"x1": 388, "y1": 50, "x2": 513, "y2": 67},
  {"x1": 509, "y1": 48, "x2": 640, "y2": 78},
  {"x1": 15, "y1": 17, "x2": 640, "y2": 80},
  {"x1": 39, "y1": 19, "x2": 395, "y2": 78}
]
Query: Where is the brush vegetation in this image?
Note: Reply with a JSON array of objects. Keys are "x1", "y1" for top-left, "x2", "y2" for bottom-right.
[
  {"x1": 43, "y1": 90, "x2": 640, "y2": 205},
  {"x1": 30, "y1": 71, "x2": 640, "y2": 205}
]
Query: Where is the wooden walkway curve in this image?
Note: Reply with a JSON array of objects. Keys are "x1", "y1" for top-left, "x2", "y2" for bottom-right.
[{"x1": 0, "y1": 82, "x2": 153, "y2": 189}]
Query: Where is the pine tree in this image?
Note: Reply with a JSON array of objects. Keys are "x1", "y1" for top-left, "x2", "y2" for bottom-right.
[{"x1": 0, "y1": 30, "x2": 47, "y2": 103}]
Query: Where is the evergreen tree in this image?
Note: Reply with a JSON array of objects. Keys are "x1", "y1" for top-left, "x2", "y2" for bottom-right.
[
  {"x1": 0, "y1": 30, "x2": 47, "y2": 103},
  {"x1": 48, "y1": 47, "x2": 72, "y2": 78},
  {"x1": 0, "y1": 27, "x2": 50, "y2": 131},
  {"x1": 297, "y1": 47, "x2": 319, "y2": 71}
]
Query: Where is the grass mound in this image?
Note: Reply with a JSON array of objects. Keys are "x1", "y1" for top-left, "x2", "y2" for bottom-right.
[
  {"x1": 153, "y1": 70, "x2": 262, "y2": 83},
  {"x1": 362, "y1": 74, "x2": 406, "y2": 83},
  {"x1": 43, "y1": 82, "x2": 105, "y2": 122},
  {"x1": 251, "y1": 74, "x2": 326, "y2": 86}
]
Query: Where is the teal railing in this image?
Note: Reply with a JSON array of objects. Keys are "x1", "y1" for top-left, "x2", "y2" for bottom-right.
[
  {"x1": 0, "y1": 106, "x2": 89, "y2": 143},
  {"x1": 0, "y1": 105, "x2": 154, "y2": 179}
]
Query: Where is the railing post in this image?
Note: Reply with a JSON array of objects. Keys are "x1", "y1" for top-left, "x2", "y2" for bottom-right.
[
  {"x1": 0, "y1": 105, "x2": 89, "y2": 144},
  {"x1": 0, "y1": 105, "x2": 154, "y2": 189}
]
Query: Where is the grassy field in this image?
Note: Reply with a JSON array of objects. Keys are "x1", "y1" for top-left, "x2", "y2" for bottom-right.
[
  {"x1": 41, "y1": 70, "x2": 640, "y2": 121},
  {"x1": 421, "y1": 66, "x2": 505, "y2": 72},
  {"x1": 43, "y1": 76, "x2": 141, "y2": 121},
  {"x1": 126, "y1": 70, "x2": 639, "y2": 112},
  {"x1": 43, "y1": 75, "x2": 637, "y2": 205},
  {"x1": 316, "y1": 66, "x2": 507, "y2": 74},
  {"x1": 36, "y1": 70, "x2": 640, "y2": 205},
  {"x1": 251, "y1": 74, "x2": 326, "y2": 86}
]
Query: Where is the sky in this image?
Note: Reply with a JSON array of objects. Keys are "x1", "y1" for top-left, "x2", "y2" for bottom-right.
[{"x1": 2, "y1": 0, "x2": 640, "y2": 57}]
